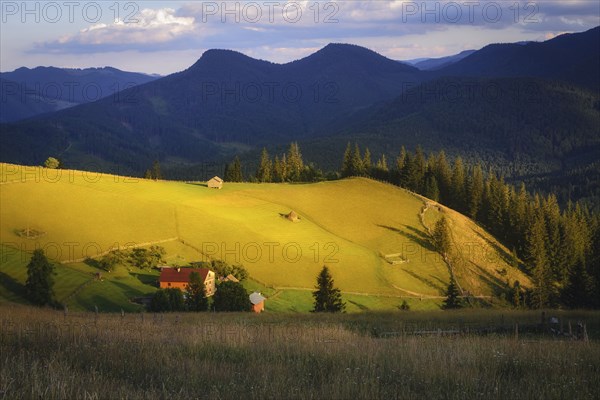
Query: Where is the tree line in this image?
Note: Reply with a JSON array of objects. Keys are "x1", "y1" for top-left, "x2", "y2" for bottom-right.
[
  {"x1": 341, "y1": 142, "x2": 600, "y2": 309},
  {"x1": 225, "y1": 142, "x2": 325, "y2": 183},
  {"x1": 222, "y1": 141, "x2": 599, "y2": 309}
]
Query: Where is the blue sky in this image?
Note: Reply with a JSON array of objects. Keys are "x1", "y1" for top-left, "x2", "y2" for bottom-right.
[{"x1": 1, "y1": 1, "x2": 598, "y2": 75}]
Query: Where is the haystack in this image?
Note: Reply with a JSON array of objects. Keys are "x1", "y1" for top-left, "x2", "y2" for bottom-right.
[{"x1": 285, "y1": 211, "x2": 299, "y2": 222}]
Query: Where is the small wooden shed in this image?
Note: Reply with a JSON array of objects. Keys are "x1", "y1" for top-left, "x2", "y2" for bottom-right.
[
  {"x1": 207, "y1": 176, "x2": 223, "y2": 189},
  {"x1": 286, "y1": 211, "x2": 299, "y2": 222},
  {"x1": 249, "y1": 292, "x2": 266, "y2": 313}
]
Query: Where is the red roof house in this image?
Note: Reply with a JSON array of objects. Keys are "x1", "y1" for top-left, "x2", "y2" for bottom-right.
[{"x1": 159, "y1": 267, "x2": 216, "y2": 296}]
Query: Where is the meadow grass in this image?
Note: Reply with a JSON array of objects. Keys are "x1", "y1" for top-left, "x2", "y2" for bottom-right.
[
  {"x1": 1, "y1": 163, "x2": 530, "y2": 311},
  {"x1": 1, "y1": 305, "x2": 599, "y2": 399}
]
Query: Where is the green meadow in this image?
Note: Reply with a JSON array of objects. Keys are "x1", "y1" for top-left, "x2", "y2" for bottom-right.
[{"x1": 0, "y1": 163, "x2": 529, "y2": 311}]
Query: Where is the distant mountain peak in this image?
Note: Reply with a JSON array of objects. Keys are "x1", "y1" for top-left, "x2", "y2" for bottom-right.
[
  {"x1": 189, "y1": 48, "x2": 275, "y2": 71},
  {"x1": 315, "y1": 42, "x2": 386, "y2": 58}
]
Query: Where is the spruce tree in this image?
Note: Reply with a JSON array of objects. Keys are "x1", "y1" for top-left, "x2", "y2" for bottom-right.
[
  {"x1": 286, "y1": 142, "x2": 304, "y2": 182},
  {"x1": 350, "y1": 143, "x2": 364, "y2": 177},
  {"x1": 256, "y1": 148, "x2": 272, "y2": 183},
  {"x1": 373, "y1": 154, "x2": 389, "y2": 181},
  {"x1": 450, "y1": 157, "x2": 466, "y2": 212},
  {"x1": 341, "y1": 142, "x2": 352, "y2": 177},
  {"x1": 508, "y1": 183, "x2": 529, "y2": 254},
  {"x1": 432, "y1": 216, "x2": 452, "y2": 257},
  {"x1": 186, "y1": 272, "x2": 209, "y2": 311},
  {"x1": 151, "y1": 160, "x2": 162, "y2": 180},
  {"x1": 363, "y1": 148, "x2": 372, "y2": 176},
  {"x1": 434, "y1": 151, "x2": 452, "y2": 203},
  {"x1": 394, "y1": 146, "x2": 407, "y2": 186},
  {"x1": 280, "y1": 154, "x2": 288, "y2": 181},
  {"x1": 399, "y1": 152, "x2": 412, "y2": 189},
  {"x1": 542, "y1": 195, "x2": 562, "y2": 281},
  {"x1": 312, "y1": 266, "x2": 345, "y2": 313},
  {"x1": 25, "y1": 249, "x2": 55, "y2": 306},
  {"x1": 273, "y1": 155, "x2": 283, "y2": 182},
  {"x1": 467, "y1": 163, "x2": 484, "y2": 220},
  {"x1": 562, "y1": 259, "x2": 595, "y2": 309},
  {"x1": 225, "y1": 156, "x2": 243, "y2": 182},
  {"x1": 377, "y1": 154, "x2": 388, "y2": 171},
  {"x1": 424, "y1": 174, "x2": 440, "y2": 202},
  {"x1": 526, "y1": 212, "x2": 553, "y2": 308},
  {"x1": 443, "y1": 276, "x2": 462, "y2": 309},
  {"x1": 409, "y1": 146, "x2": 426, "y2": 192}
]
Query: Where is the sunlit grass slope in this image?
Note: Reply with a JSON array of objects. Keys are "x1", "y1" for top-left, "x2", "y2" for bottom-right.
[{"x1": 0, "y1": 163, "x2": 529, "y2": 311}]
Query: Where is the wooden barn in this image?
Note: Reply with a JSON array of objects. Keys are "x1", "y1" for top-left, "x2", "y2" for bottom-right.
[
  {"x1": 207, "y1": 176, "x2": 223, "y2": 189},
  {"x1": 159, "y1": 267, "x2": 216, "y2": 296},
  {"x1": 249, "y1": 292, "x2": 266, "y2": 313}
]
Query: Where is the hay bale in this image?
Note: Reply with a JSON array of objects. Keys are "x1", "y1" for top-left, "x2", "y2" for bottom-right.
[{"x1": 286, "y1": 211, "x2": 299, "y2": 222}]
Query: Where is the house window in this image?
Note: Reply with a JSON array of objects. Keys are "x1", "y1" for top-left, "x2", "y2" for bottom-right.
[{"x1": 168, "y1": 282, "x2": 171, "y2": 287}]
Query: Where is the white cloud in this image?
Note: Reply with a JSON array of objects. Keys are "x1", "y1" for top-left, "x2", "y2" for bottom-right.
[{"x1": 37, "y1": 8, "x2": 198, "y2": 53}]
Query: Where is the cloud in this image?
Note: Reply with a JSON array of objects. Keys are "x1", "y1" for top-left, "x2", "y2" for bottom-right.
[
  {"x1": 34, "y1": 8, "x2": 199, "y2": 53},
  {"x1": 23, "y1": 0, "x2": 599, "y2": 67}
]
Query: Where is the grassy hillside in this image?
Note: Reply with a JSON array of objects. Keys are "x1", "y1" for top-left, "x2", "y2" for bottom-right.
[{"x1": 0, "y1": 163, "x2": 530, "y2": 311}]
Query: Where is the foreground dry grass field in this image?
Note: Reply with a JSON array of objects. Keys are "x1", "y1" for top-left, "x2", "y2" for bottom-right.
[{"x1": 1, "y1": 305, "x2": 599, "y2": 399}]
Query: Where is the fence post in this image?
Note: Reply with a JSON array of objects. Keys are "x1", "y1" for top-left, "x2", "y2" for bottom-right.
[
  {"x1": 568, "y1": 321, "x2": 572, "y2": 337},
  {"x1": 541, "y1": 311, "x2": 546, "y2": 330}
]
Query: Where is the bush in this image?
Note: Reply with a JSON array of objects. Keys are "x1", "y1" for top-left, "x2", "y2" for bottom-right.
[{"x1": 212, "y1": 281, "x2": 251, "y2": 312}]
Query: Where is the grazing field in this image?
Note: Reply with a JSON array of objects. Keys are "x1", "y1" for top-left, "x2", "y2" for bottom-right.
[
  {"x1": 0, "y1": 163, "x2": 529, "y2": 311},
  {"x1": 1, "y1": 305, "x2": 599, "y2": 399}
]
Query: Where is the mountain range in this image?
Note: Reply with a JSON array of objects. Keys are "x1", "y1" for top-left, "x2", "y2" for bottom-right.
[
  {"x1": 402, "y1": 50, "x2": 477, "y2": 70},
  {"x1": 0, "y1": 67, "x2": 157, "y2": 122},
  {"x1": 0, "y1": 26, "x2": 598, "y2": 204}
]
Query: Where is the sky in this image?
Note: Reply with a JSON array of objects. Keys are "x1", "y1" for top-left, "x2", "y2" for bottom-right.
[{"x1": 1, "y1": 0, "x2": 599, "y2": 75}]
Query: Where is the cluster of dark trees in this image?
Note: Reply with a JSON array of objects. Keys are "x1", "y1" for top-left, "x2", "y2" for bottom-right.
[
  {"x1": 89, "y1": 246, "x2": 166, "y2": 272},
  {"x1": 144, "y1": 160, "x2": 163, "y2": 180},
  {"x1": 151, "y1": 262, "x2": 251, "y2": 313},
  {"x1": 24, "y1": 249, "x2": 56, "y2": 307},
  {"x1": 342, "y1": 143, "x2": 600, "y2": 309},
  {"x1": 151, "y1": 279, "x2": 251, "y2": 313},
  {"x1": 191, "y1": 260, "x2": 249, "y2": 281},
  {"x1": 225, "y1": 142, "x2": 325, "y2": 183}
]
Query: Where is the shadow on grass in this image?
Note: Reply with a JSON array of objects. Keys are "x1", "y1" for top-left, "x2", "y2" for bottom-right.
[
  {"x1": 186, "y1": 182, "x2": 208, "y2": 188},
  {"x1": 431, "y1": 275, "x2": 448, "y2": 289},
  {"x1": 131, "y1": 272, "x2": 158, "y2": 287},
  {"x1": 377, "y1": 224, "x2": 435, "y2": 251},
  {"x1": 0, "y1": 271, "x2": 26, "y2": 299},
  {"x1": 347, "y1": 300, "x2": 370, "y2": 311},
  {"x1": 470, "y1": 262, "x2": 507, "y2": 298},
  {"x1": 88, "y1": 294, "x2": 137, "y2": 312},
  {"x1": 111, "y1": 280, "x2": 147, "y2": 298},
  {"x1": 474, "y1": 231, "x2": 520, "y2": 271},
  {"x1": 84, "y1": 258, "x2": 102, "y2": 269},
  {"x1": 403, "y1": 269, "x2": 445, "y2": 293}
]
